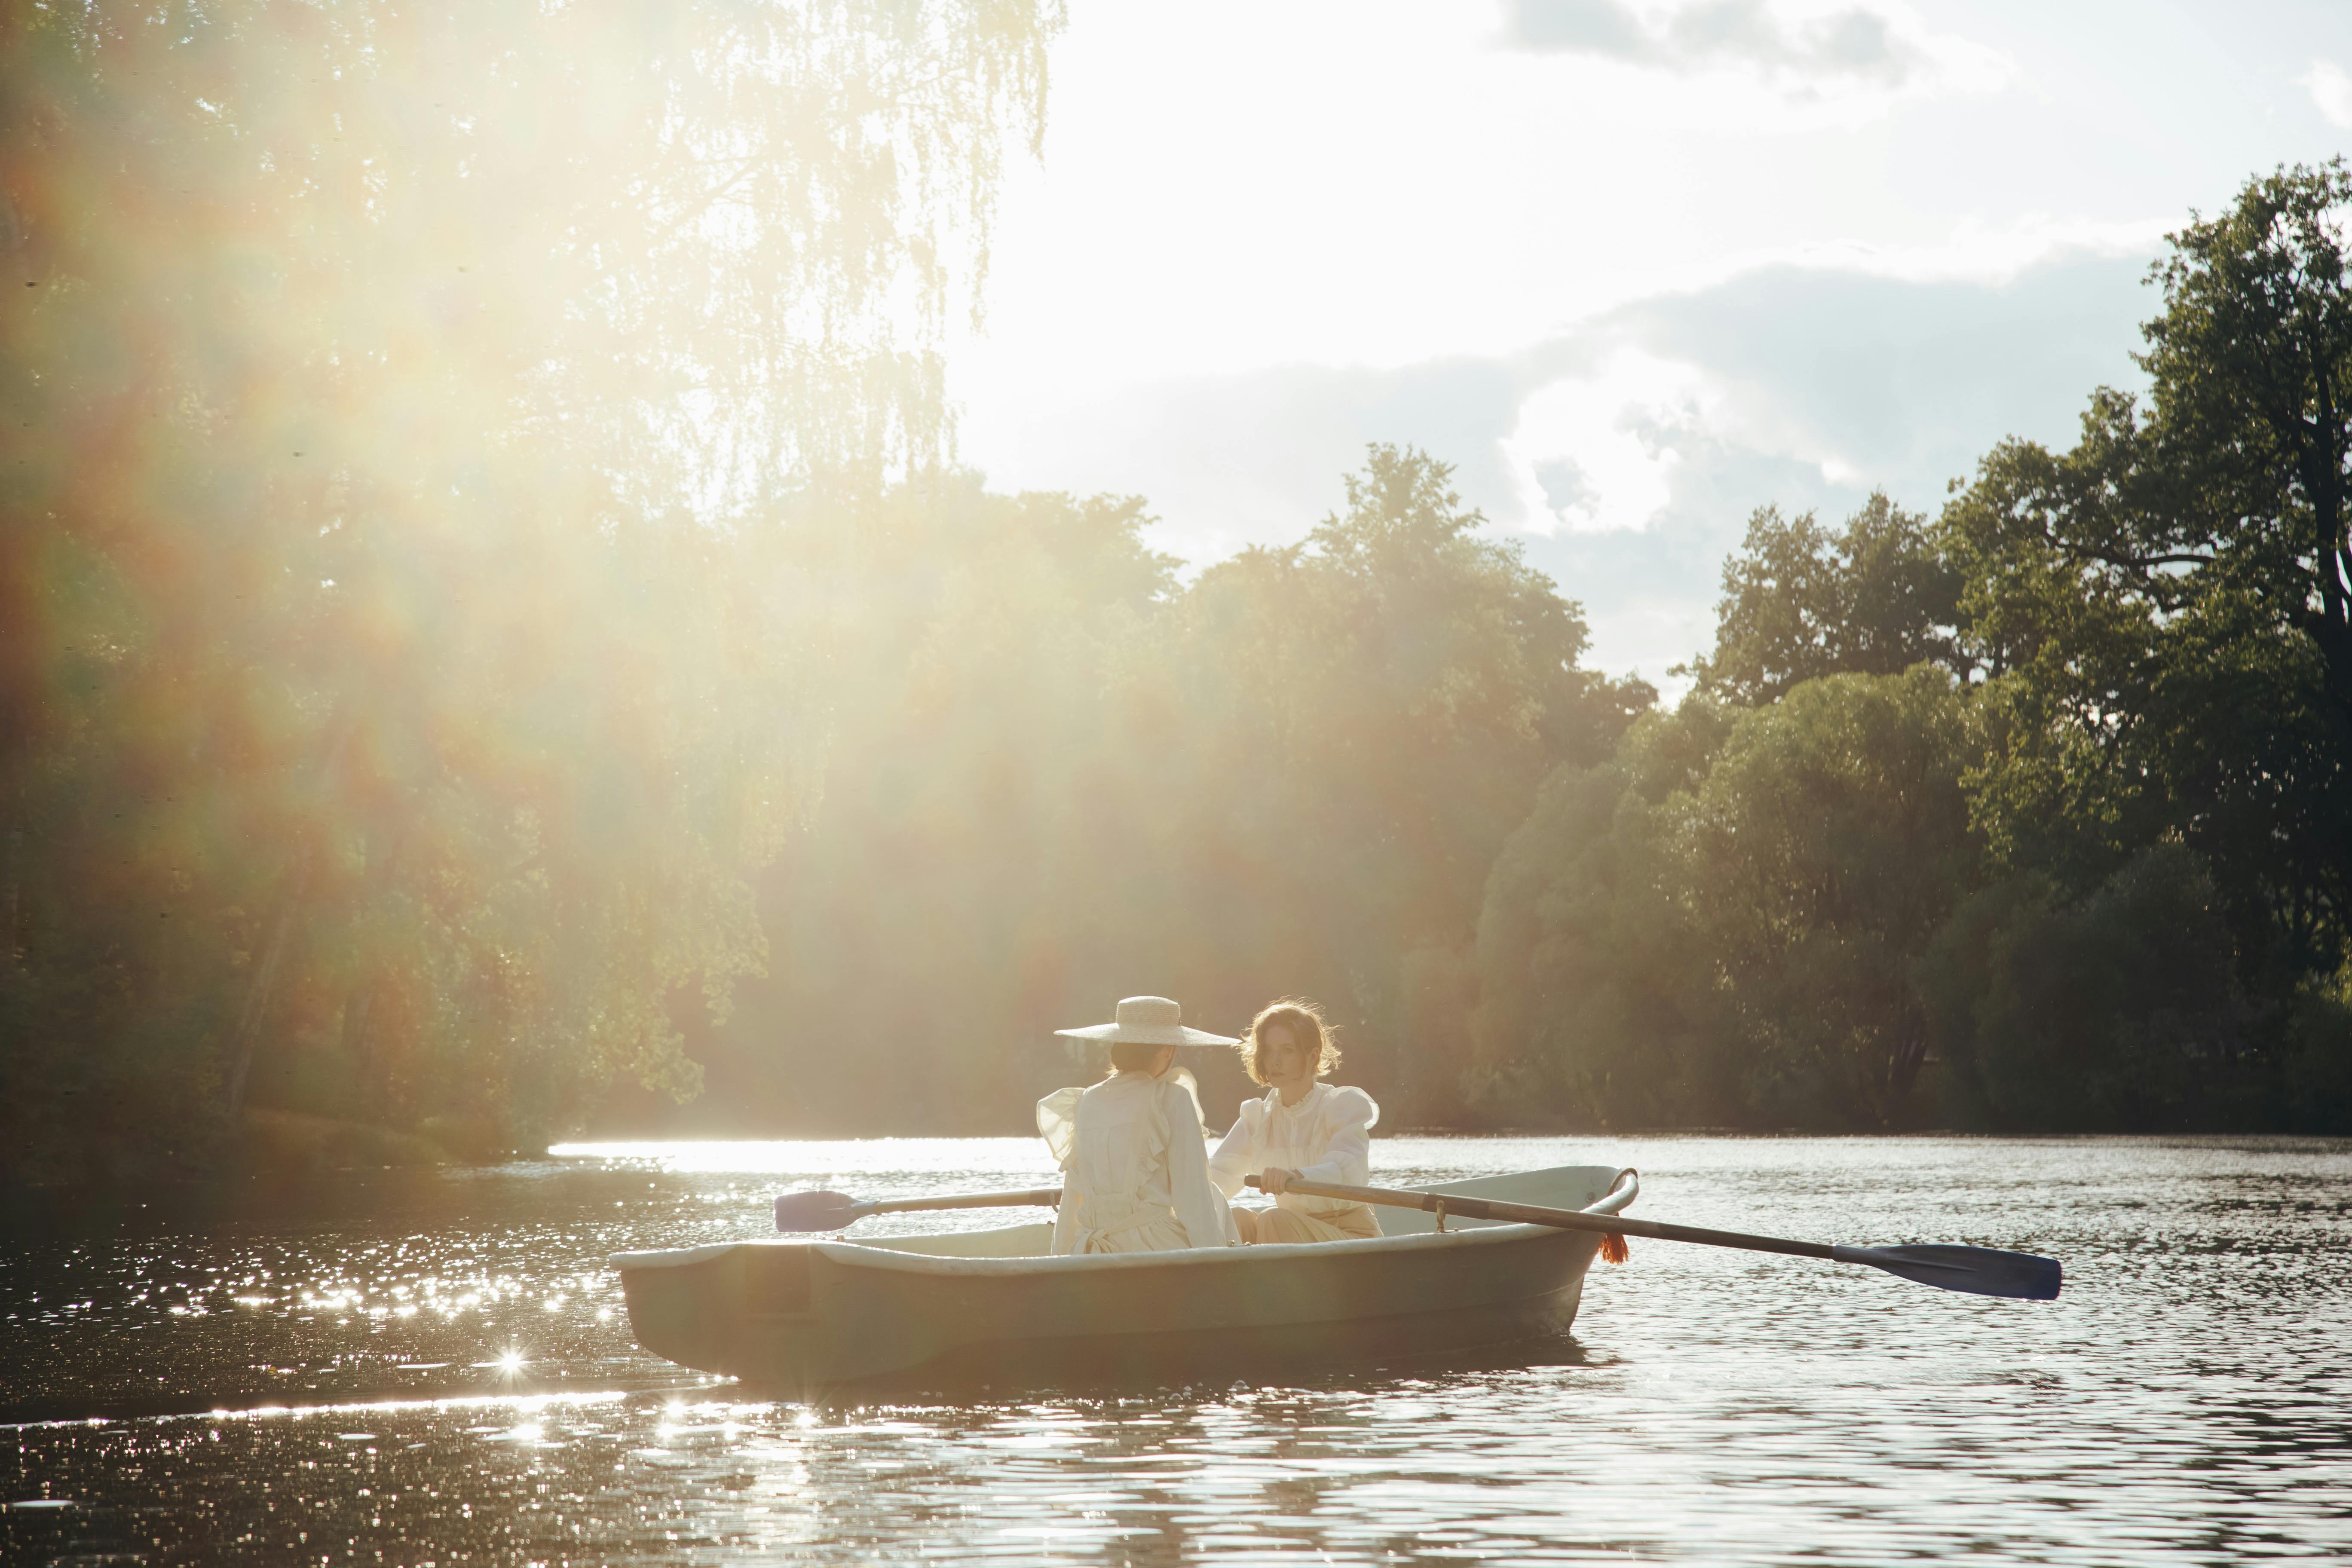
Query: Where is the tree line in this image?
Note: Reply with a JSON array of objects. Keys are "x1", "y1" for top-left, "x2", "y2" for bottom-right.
[
  {"x1": 625, "y1": 450, "x2": 1651, "y2": 1142},
  {"x1": 3, "y1": 0, "x2": 2346, "y2": 1185},
  {"x1": 604, "y1": 164, "x2": 2352, "y2": 1142},
  {"x1": 1473, "y1": 165, "x2": 2352, "y2": 1133}
]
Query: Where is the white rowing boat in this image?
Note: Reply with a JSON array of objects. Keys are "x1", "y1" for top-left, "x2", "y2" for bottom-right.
[{"x1": 612, "y1": 1164, "x2": 1638, "y2": 1393}]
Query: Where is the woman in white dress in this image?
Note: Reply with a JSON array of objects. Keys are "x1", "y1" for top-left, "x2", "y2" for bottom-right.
[
  {"x1": 1211, "y1": 999, "x2": 1380, "y2": 1244},
  {"x1": 1037, "y1": 996, "x2": 1238, "y2": 1255}
]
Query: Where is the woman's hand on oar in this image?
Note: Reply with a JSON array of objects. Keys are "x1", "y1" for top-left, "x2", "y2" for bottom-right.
[
  {"x1": 773, "y1": 1185, "x2": 1062, "y2": 1233},
  {"x1": 1249, "y1": 1174, "x2": 2061, "y2": 1300}
]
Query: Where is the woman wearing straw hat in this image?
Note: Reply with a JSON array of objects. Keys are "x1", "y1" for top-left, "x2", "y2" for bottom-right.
[
  {"x1": 1037, "y1": 996, "x2": 1240, "y2": 1254},
  {"x1": 1209, "y1": 999, "x2": 1381, "y2": 1244}
]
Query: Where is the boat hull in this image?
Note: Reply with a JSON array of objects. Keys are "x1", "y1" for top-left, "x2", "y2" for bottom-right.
[{"x1": 616, "y1": 1165, "x2": 1632, "y2": 1394}]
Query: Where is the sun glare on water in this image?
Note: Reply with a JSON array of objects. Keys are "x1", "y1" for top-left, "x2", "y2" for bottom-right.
[{"x1": 548, "y1": 1139, "x2": 1049, "y2": 1175}]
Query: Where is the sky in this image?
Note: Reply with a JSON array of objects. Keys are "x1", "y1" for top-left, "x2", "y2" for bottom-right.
[{"x1": 940, "y1": 0, "x2": 2352, "y2": 687}]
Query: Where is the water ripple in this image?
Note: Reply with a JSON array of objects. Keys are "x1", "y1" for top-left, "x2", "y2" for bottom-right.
[{"x1": 3, "y1": 1135, "x2": 2348, "y2": 1564}]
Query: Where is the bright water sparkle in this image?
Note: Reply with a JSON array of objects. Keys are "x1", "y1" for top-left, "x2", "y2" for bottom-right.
[{"x1": 3, "y1": 1135, "x2": 2348, "y2": 1565}]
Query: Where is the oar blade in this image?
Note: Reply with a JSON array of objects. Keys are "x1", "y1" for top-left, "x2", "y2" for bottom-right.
[
  {"x1": 772, "y1": 1190, "x2": 869, "y2": 1233},
  {"x1": 1834, "y1": 1243, "x2": 2062, "y2": 1300}
]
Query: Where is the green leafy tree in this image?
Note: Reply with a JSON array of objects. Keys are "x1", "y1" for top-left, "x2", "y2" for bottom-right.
[
  {"x1": 1944, "y1": 162, "x2": 2352, "y2": 977},
  {"x1": 1685, "y1": 667, "x2": 1977, "y2": 1127},
  {"x1": 2142, "y1": 162, "x2": 2352, "y2": 754},
  {"x1": 615, "y1": 449, "x2": 1649, "y2": 1136},
  {"x1": 0, "y1": 0, "x2": 1060, "y2": 1182},
  {"x1": 1466, "y1": 697, "x2": 1733, "y2": 1128},
  {"x1": 1144, "y1": 446, "x2": 1651, "y2": 1114},
  {"x1": 1919, "y1": 846, "x2": 2254, "y2": 1130},
  {"x1": 672, "y1": 475, "x2": 1181, "y2": 1136},
  {"x1": 1689, "y1": 493, "x2": 1966, "y2": 704}
]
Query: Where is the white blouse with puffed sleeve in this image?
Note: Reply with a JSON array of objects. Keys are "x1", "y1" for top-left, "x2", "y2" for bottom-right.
[{"x1": 1207, "y1": 1082, "x2": 1379, "y2": 1214}]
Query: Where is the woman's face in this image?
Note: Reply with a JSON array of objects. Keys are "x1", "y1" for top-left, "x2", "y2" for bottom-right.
[{"x1": 1260, "y1": 1024, "x2": 1312, "y2": 1093}]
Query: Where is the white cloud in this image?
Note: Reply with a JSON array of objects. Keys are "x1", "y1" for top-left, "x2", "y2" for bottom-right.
[
  {"x1": 1504, "y1": 348, "x2": 1718, "y2": 533},
  {"x1": 1739, "y1": 214, "x2": 2172, "y2": 288},
  {"x1": 2302, "y1": 60, "x2": 2352, "y2": 129},
  {"x1": 945, "y1": 1, "x2": 2040, "y2": 392},
  {"x1": 1496, "y1": 0, "x2": 2011, "y2": 103},
  {"x1": 938, "y1": 1, "x2": 2348, "y2": 679},
  {"x1": 954, "y1": 240, "x2": 2162, "y2": 680}
]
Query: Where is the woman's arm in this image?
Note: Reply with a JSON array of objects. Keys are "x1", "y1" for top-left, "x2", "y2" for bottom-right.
[
  {"x1": 1164, "y1": 1083, "x2": 1237, "y2": 1246},
  {"x1": 1036, "y1": 1086, "x2": 1084, "y2": 1167},
  {"x1": 1206, "y1": 1102, "x2": 1259, "y2": 1197},
  {"x1": 1293, "y1": 1087, "x2": 1377, "y2": 1186}
]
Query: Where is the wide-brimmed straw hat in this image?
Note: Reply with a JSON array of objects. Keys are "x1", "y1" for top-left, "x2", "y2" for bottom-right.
[{"x1": 1054, "y1": 995, "x2": 1237, "y2": 1047}]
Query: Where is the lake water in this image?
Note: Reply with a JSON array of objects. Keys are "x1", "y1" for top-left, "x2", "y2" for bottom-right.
[{"x1": 3, "y1": 1134, "x2": 2348, "y2": 1565}]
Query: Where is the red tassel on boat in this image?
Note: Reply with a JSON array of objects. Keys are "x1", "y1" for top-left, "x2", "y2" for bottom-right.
[{"x1": 1600, "y1": 1232, "x2": 1629, "y2": 1264}]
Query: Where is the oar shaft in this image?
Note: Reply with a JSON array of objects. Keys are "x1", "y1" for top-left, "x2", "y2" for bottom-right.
[
  {"x1": 1248, "y1": 1175, "x2": 2061, "y2": 1299},
  {"x1": 868, "y1": 1186, "x2": 1061, "y2": 1217},
  {"x1": 1269, "y1": 1176, "x2": 1837, "y2": 1262}
]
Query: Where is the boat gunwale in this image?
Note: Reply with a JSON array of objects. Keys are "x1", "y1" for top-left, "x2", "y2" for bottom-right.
[{"x1": 609, "y1": 1166, "x2": 1637, "y2": 1274}]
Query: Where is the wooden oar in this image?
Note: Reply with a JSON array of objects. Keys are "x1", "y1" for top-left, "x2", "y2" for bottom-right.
[
  {"x1": 1250, "y1": 1174, "x2": 2062, "y2": 1300},
  {"x1": 773, "y1": 1185, "x2": 1061, "y2": 1232}
]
